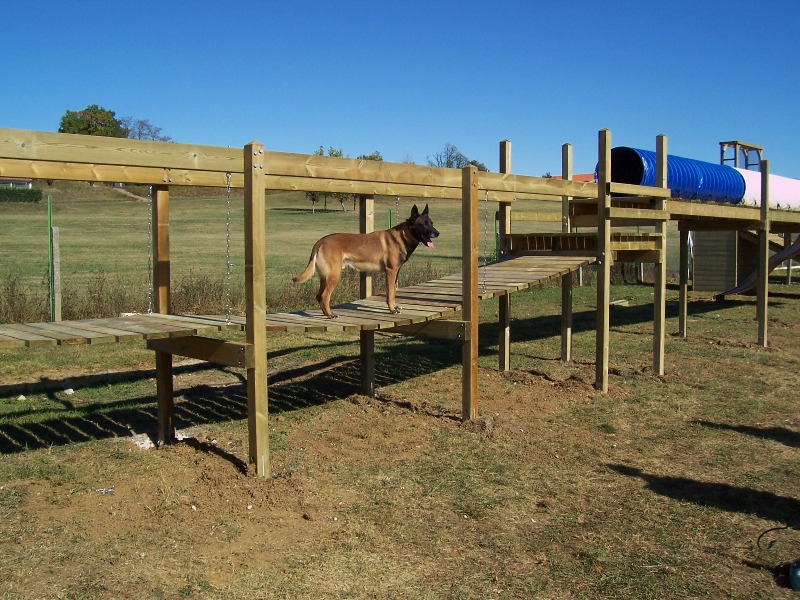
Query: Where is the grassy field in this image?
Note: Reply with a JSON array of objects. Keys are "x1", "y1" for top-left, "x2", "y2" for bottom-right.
[{"x1": 0, "y1": 184, "x2": 798, "y2": 598}]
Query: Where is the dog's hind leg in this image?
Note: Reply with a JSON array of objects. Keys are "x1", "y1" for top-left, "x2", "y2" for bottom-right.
[{"x1": 317, "y1": 271, "x2": 341, "y2": 318}]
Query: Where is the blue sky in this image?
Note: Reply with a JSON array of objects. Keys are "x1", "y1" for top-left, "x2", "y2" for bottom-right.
[{"x1": 4, "y1": 0, "x2": 800, "y2": 177}]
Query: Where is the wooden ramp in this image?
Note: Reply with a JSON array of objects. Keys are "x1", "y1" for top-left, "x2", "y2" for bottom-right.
[{"x1": 0, "y1": 255, "x2": 593, "y2": 348}]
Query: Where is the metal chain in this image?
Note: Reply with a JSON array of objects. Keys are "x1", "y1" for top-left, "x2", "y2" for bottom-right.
[
  {"x1": 146, "y1": 185, "x2": 153, "y2": 314},
  {"x1": 481, "y1": 190, "x2": 490, "y2": 293},
  {"x1": 225, "y1": 173, "x2": 233, "y2": 323}
]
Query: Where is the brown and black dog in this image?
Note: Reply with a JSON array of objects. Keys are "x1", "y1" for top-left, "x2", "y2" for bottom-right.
[{"x1": 293, "y1": 204, "x2": 439, "y2": 318}]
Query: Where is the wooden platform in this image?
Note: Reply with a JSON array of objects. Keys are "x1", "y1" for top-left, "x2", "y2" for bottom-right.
[{"x1": 0, "y1": 255, "x2": 594, "y2": 348}]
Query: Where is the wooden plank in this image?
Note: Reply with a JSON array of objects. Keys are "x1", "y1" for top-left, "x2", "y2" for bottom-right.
[
  {"x1": 0, "y1": 324, "x2": 59, "y2": 347},
  {"x1": 0, "y1": 332, "x2": 27, "y2": 348},
  {"x1": 58, "y1": 319, "x2": 145, "y2": 341},
  {"x1": 147, "y1": 336, "x2": 254, "y2": 369},
  {"x1": 121, "y1": 314, "x2": 213, "y2": 337},
  {"x1": 388, "y1": 320, "x2": 469, "y2": 341},
  {"x1": 24, "y1": 322, "x2": 115, "y2": 345}
]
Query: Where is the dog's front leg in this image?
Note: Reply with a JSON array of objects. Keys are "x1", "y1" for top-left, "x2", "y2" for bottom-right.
[{"x1": 386, "y1": 267, "x2": 401, "y2": 314}]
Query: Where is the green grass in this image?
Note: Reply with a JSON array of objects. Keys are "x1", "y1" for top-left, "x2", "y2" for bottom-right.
[{"x1": 1, "y1": 182, "x2": 799, "y2": 598}]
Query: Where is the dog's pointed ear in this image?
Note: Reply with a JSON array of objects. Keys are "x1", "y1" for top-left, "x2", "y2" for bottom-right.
[
  {"x1": 422, "y1": 204, "x2": 429, "y2": 215},
  {"x1": 410, "y1": 204, "x2": 419, "y2": 218}
]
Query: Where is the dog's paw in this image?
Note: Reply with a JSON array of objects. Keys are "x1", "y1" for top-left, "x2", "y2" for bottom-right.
[
  {"x1": 325, "y1": 313, "x2": 339, "y2": 320},
  {"x1": 389, "y1": 306, "x2": 402, "y2": 315}
]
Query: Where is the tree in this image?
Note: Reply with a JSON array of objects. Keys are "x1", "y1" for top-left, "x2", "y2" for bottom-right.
[
  {"x1": 427, "y1": 143, "x2": 488, "y2": 171},
  {"x1": 58, "y1": 104, "x2": 127, "y2": 137},
  {"x1": 119, "y1": 117, "x2": 172, "y2": 141}
]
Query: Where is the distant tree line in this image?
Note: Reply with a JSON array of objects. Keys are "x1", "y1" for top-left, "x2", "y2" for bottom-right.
[{"x1": 58, "y1": 104, "x2": 171, "y2": 141}]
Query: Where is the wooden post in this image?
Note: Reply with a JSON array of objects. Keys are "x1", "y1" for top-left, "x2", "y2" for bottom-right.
[
  {"x1": 784, "y1": 233, "x2": 793, "y2": 285},
  {"x1": 561, "y1": 143, "x2": 574, "y2": 362},
  {"x1": 678, "y1": 228, "x2": 689, "y2": 338},
  {"x1": 757, "y1": 159, "x2": 770, "y2": 347},
  {"x1": 653, "y1": 135, "x2": 667, "y2": 376},
  {"x1": 595, "y1": 130, "x2": 612, "y2": 393},
  {"x1": 498, "y1": 140, "x2": 512, "y2": 372},
  {"x1": 462, "y1": 166, "x2": 479, "y2": 420},
  {"x1": 244, "y1": 142, "x2": 270, "y2": 477},
  {"x1": 359, "y1": 195, "x2": 376, "y2": 397},
  {"x1": 152, "y1": 185, "x2": 174, "y2": 446}
]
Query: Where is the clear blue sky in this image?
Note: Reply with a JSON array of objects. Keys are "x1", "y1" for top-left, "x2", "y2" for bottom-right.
[{"x1": 4, "y1": 0, "x2": 799, "y2": 178}]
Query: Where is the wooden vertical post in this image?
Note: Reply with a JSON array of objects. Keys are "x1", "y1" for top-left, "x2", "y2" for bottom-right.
[
  {"x1": 498, "y1": 140, "x2": 512, "y2": 372},
  {"x1": 359, "y1": 195, "x2": 376, "y2": 397},
  {"x1": 784, "y1": 233, "x2": 793, "y2": 285},
  {"x1": 678, "y1": 228, "x2": 689, "y2": 338},
  {"x1": 152, "y1": 185, "x2": 174, "y2": 446},
  {"x1": 462, "y1": 165, "x2": 479, "y2": 420},
  {"x1": 595, "y1": 130, "x2": 611, "y2": 393},
  {"x1": 561, "y1": 143, "x2": 574, "y2": 362},
  {"x1": 757, "y1": 159, "x2": 770, "y2": 347},
  {"x1": 653, "y1": 135, "x2": 668, "y2": 376},
  {"x1": 244, "y1": 142, "x2": 270, "y2": 477}
]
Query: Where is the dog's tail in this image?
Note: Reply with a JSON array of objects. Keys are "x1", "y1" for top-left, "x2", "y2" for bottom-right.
[{"x1": 293, "y1": 250, "x2": 318, "y2": 283}]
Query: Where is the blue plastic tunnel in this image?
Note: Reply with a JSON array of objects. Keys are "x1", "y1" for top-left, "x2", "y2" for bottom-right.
[{"x1": 610, "y1": 147, "x2": 746, "y2": 204}]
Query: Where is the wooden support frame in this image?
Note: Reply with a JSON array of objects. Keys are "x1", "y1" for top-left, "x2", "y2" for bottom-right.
[
  {"x1": 678, "y1": 229, "x2": 689, "y2": 338},
  {"x1": 244, "y1": 142, "x2": 269, "y2": 478},
  {"x1": 359, "y1": 195, "x2": 376, "y2": 397},
  {"x1": 462, "y1": 166, "x2": 480, "y2": 420},
  {"x1": 498, "y1": 140, "x2": 512, "y2": 372},
  {"x1": 595, "y1": 130, "x2": 612, "y2": 393},
  {"x1": 757, "y1": 159, "x2": 770, "y2": 347},
  {"x1": 148, "y1": 336, "x2": 254, "y2": 368},
  {"x1": 652, "y1": 135, "x2": 668, "y2": 376},
  {"x1": 561, "y1": 143, "x2": 574, "y2": 362},
  {"x1": 152, "y1": 185, "x2": 174, "y2": 446}
]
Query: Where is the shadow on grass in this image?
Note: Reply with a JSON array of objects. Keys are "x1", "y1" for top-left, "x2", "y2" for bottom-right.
[
  {"x1": 692, "y1": 420, "x2": 800, "y2": 449},
  {"x1": 608, "y1": 464, "x2": 800, "y2": 525},
  {"x1": 0, "y1": 337, "x2": 460, "y2": 455}
]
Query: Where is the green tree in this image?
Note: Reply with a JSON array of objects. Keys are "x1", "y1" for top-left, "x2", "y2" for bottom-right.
[{"x1": 58, "y1": 104, "x2": 127, "y2": 137}]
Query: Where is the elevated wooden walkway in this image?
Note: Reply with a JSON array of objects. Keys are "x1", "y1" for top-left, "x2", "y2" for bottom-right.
[{"x1": 0, "y1": 255, "x2": 593, "y2": 348}]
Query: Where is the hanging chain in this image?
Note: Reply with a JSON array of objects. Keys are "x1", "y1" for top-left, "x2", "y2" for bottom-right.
[
  {"x1": 481, "y1": 190, "x2": 490, "y2": 293},
  {"x1": 225, "y1": 173, "x2": 233, "y2": 323},
  {"x1": 146, "y1": 184, "x2": 154, "y2": 314}
]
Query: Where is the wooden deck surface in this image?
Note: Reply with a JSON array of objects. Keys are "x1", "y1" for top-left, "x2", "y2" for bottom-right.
[{"x1": 0, "y1": 255, "x2": 594, "y2": 348}]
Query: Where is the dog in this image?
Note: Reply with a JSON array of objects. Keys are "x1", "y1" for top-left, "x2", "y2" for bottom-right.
[{"x1": 293, "y1": 204, "x2": 439, "y2": 319}]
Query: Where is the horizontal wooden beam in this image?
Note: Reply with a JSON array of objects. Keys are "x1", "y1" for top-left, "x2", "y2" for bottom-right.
[
  {"x1": 387, "y1": 319, "x2": 469, "y2": 341},
  {"x1": 0, "y1": 127, "x2": 241, "y2": 172},
  {"x1": 0, "y1": 157, "x2": 243, "y2": 187},
  {"x1": 147, "y1": 335, "x2": 254, "y2": 368},
  {"x1": 508, "y1": 212, "x2": 562, "y2": 222},
  {"x1": 608, "y1": 182, "x2": 672, "y2": 198},
  {"x1": 609, "y1": 207, "x2": 669, "y2": 221}
]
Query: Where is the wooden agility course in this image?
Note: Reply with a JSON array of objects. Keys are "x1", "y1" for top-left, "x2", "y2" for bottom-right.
[{"x1": 1, "y1": 127, "x2": 799, "y2": 477}]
